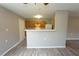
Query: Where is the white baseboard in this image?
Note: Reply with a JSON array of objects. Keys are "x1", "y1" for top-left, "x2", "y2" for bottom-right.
[
  {"x1": 27, "y1": 46, "x2": 66, "y2": 48},
  {"x1": 67, "y1": 38, "x2": 79, "y2": 40},
  {"x1": 1, "y1": 39, "x2": 24, "y2": 56}
]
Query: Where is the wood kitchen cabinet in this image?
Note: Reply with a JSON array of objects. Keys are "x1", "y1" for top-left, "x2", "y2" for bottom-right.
[{"x1": 25, "y1": 19, "x2": 46, "y2": 29}]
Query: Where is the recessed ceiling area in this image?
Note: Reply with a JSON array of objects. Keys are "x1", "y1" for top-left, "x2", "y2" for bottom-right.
[{"x1": 0, "y1": 3, "x2": 79, "y2": 19}]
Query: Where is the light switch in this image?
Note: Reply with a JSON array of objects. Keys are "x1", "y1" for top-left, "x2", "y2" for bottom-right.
[{"x1": 5, "y1": 28, "x2": 8, "y2": 31}]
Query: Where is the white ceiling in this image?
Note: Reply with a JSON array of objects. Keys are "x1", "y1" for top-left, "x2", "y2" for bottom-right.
[{"x1": 0, "y1": 3, "x2": 79, "y2": 18}]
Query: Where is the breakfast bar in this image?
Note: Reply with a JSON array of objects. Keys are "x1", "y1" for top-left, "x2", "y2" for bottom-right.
[
  {"x1": 25, "y1": 29, "x2": 66, "y2": 48},
  {"x1": 24, "y1": 11, "x2": 68, "y2": 48}
]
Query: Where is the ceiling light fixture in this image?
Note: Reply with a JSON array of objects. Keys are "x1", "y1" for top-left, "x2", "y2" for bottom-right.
[
  {"x1": 24, "y1": 3, "x2": 49, "y2": 6},
  {"x1": 34, "y1": 15, "x2": 43, "y2": 19}
]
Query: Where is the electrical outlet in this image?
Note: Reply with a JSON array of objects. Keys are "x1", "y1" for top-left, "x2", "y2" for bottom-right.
[
  {"x1": 5, "y1": 40, "x2": 8, "y2": 43},
  {"x1": 44, "y1": 38, "x2": 47, "y2": 40}
]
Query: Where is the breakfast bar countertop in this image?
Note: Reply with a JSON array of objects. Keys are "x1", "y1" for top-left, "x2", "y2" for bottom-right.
[{"x1": 24, "y1": 29, "x2": 56, "y2": 32}]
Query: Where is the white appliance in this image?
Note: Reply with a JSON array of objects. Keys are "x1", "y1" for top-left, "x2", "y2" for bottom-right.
[{"x1": 45, "y1": 24, "x2": 52, "y2": 29}]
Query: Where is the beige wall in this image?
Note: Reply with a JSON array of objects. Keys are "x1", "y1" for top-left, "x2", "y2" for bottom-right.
[
  {"x1": 67, "y1": 16, "x2": 79, "y2": 40},
  {"x1": 18, "y1": 18, "x2": 25, "y2": 41},
  {"x1": 0, "y1": 6, "x2": 20, "y2": 55}
]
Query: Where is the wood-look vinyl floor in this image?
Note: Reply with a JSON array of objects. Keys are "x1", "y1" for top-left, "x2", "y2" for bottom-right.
[{"x1": 4, "y1": 40, "x2": 79, "y2": 56}]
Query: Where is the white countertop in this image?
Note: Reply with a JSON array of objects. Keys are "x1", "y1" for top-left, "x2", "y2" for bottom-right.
[{"x1": 24, "y1": 29, "x2": 56, "y2": 31}]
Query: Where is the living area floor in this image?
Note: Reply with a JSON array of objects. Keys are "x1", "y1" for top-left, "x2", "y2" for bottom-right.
[{"x1": 4, "y1": 40, "x2": 79, "y2": 56}]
